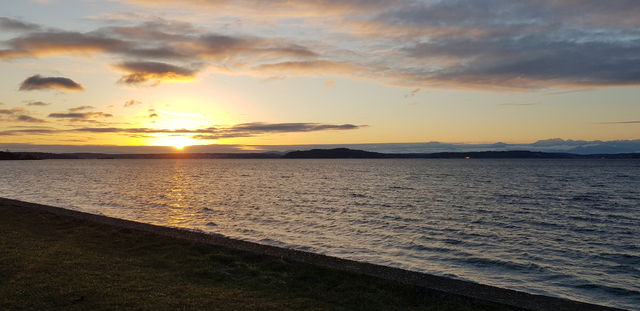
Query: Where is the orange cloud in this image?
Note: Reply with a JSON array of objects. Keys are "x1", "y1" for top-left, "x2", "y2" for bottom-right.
[{"x1": 114, "y1": 61, "x2": 198, "y2": 86}]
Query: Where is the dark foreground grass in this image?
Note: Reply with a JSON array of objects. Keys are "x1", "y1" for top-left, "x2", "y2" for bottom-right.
[{"x1": 0, "y1": 202, "x2": 518, "y2": 311}]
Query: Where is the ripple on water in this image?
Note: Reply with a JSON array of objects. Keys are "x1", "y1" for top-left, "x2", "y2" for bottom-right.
[{"x1": 0, "y1": 158, "x2": 639, "y2": 310}]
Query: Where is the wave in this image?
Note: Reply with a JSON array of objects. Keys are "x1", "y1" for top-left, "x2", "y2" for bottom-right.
[
  {"x1": 574, "y1": 282, "x2": 640, "y2": 297},
  {"x1": 457, "y1": 256, "x2": 548, "y2": 273}
]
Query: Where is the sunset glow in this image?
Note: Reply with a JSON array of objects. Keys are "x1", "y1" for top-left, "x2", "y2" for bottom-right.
[
  {"x1": 1, "y1": 1, "x2": 639, "y2": 153},
  {"x1": 1, "y1": 3, "x2": 639, "y2": 309},
  {"x1": 150, "y1": 135, "x2": 207, "y2": 150}
]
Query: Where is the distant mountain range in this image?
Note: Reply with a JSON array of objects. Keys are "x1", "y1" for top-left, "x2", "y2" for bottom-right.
[
  {"x1": 283, "y1": 149, "x2": 640, "y2": 159},
  {"x1": 277, "y1": 139, "x2": 640, "y2": 155},
  {"x1": 2, "y1": 148, "x2": 639, "y2": 160},
  {"x1": 2, "y1": 139, "x2": 640, "y2": 155}
]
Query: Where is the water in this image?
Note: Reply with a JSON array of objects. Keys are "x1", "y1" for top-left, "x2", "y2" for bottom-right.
[{"x1": 1, "y1": 158, "x2": 638, "y2": 310}]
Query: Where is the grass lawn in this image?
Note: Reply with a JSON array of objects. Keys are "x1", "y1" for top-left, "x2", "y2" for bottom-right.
[{"x1": 0, "y1": 201, "x2": 518, "y2": 310}]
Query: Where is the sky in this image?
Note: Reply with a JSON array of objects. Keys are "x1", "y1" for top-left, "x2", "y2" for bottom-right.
[{"x1": 1, "y1": 0, "x2": 639, "y2": 152}]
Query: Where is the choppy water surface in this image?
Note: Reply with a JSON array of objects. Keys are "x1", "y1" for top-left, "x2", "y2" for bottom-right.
[{"x1": 1, "y1": 159, "x2": 639, "y2": 310}]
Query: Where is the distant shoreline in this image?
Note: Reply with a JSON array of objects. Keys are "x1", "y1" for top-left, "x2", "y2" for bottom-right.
[
  {"x1": 2, "y1": 148, "x2": 640, "y2": 160},
  {"x1": 0, "y1": 197, "x2": 622, "y2": 311}
]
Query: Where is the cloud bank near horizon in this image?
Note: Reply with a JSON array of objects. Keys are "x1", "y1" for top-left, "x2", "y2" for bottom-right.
[{"x1": 0, "y1": 122, "x2": 363, "y2": 140}]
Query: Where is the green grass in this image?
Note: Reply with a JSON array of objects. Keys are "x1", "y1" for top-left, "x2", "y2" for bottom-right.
[{"x1": 0, "y1": 202, "x2": 517, "y2": 310}]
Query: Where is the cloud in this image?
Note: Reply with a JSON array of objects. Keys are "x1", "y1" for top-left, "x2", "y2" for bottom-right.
[
  {"x1": 0, "y1": 21, "x2": 318, "y2": 62},
  {"x1": 1, "y1": 31, "x2": 129, "y2": 59},
  {"x1": 48, "y1": 112, "x2": 113, "y2": 119},
  {"x1": 16, "y1": 115, "x2": 46, "y2": 123},
  {"x1": 252, "y1": 60, "x2": 362, "y2": 76},
  {"x1": 0, "y1": 128, "x2": 55, "y2": 135},
  {"x1": 0, "y1": 107, "x2": 46, "y2": 123},
  {"x1": 1, "y1": 122, "x2": 361, "y2": 139},
  {"x1": 0, "y1": 17, "x2": 40, "y2": 31},
  {"x1": 19, "y1": 75, "x2": 84, "y2": 91},
  {"x1": 404, "y1": 88, "x2": 420, "y2": 98},
  {"x1": 597, "y1": 120, "x2": 640, "y2": 124},
  {"x1": 125, "y1": 0, "x2": 396, "y2": 16},
  {"x1": 115, "y1": 61, "x2": 198, "y2": 85},
  {"x1": 369, "y1": 0, "x2": 640, "y2": 88},
  {"x1": 68, "y1": 105, "x2": 95, "y2": 112},
  {"x1": 229, "y1": 122, "x2": 359, "y2": 132},
  {"x1": 4, "y1": 0, "x2": 640, "y2": 89},
  {"x1": 0, "y1": 107, "x2": 26, "y2": 115},
  {"x1": 0, "y1": 20, "x2": 320, "y2": 82},
  {"x1": 403, "y1": 38, "x2": 640, "y2": 87},
  {"x1": 26, "y1": 101, "x2": 50, "y2": 106},
  {"x1": 67, "y1": 122, "x2": 360, "y2": 136},
  {"x1": 191, "y1": 122, "x2": 361, "y2": 140},
  {"x1": 124, "y1": 100, "x2": 142, "y2": 107},
  {"x1": 0, "y1": 18, "x2": 349, "y2": 85},
  {"x1": 499, "y1": 103, "x2": 538, "y2": 107},
  {"x1": 324, "y1": 80, "x2": 335, "y2": 87},
  {"x1": 194, "y1": 34, "x2": 317, "y2": 61}
]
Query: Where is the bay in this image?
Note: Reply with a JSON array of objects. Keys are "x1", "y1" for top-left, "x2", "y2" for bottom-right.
[{"x1": 1, "y1": 158, "x2": 638, "y2": 310}]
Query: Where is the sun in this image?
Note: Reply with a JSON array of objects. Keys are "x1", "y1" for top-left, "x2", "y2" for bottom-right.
[{"x1": 150, "y1": 135, "x2": 205, "y2": 150}]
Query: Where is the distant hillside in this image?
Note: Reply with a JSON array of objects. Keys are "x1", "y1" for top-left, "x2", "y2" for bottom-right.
[
  {"x1": 0, "y1": 151, "x2": 39, "y2": 160},
  {"x1": 284, "y1": 149, "x2": 640, "y2": 159},
  {"x1": 282, "y1": 148, "x2": 385, "y2": 158},
  {"x1": 395, "y1": 150, "x2": 578, "y2": 159},
  {"x1": 2, "y1": 148, "x2": 639, "y2": 160},
  {"x1": 0, "y1": 152, "x2": 280, "y2": 160}
]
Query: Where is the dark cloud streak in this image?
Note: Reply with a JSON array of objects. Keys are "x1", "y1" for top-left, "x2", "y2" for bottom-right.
[
  {"x1": 26, "y1": 101, "x2": 50, "y2": 106},
  {"x1": 230, "y1": 122, "x2": 359, "y2": 132},
  {"x1": 0, "y1": 17, "x2": 40, "y2": 31},
  {"x1": 19, "y1": 75, "x2": 84, "y2": 91},
  {"x1": 0, "y1": 128, "x2": 55, "y2": 135},
  {"x1": 16, "y1": 115, "x2": 46, "y2": 123},
  {"x1": 68, "y1": 105, "x2": 95, "y2": 112},
  {"x1": 1, "y1": 122, "x2": 361, "y2": 139},
  {"x1": 0, "y1": 108, "x2": 23, "y2": 115},
  {"x1": 115, "y1": 61, "x2": 198, "y2": 85},
  {"x1": 0, "y1": 107, "x2": 46, "y2": 123},
  {"x1": 597, "y1": 121, "x2": 640, "y2": 124},
  {"x1": 48, "y1": 112, "x2": 113, "y2": 119}
]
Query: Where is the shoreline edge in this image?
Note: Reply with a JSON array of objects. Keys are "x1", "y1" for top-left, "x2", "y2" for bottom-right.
[{"x1": 0, "y1": 197, "x2": 622, "y2": 311}]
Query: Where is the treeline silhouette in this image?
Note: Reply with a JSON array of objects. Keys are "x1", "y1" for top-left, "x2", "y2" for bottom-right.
[{"x1": 2, "y1": 148, "x2": 639, "y2": 160}]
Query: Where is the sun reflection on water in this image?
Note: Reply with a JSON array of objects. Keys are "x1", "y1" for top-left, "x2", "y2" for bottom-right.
[
  {"x1": 163, "y1": 162, "x2": 196, "y2": 226},
  {"x1": 158, "y1": 161, "x2": 232, "y2": 231}
]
